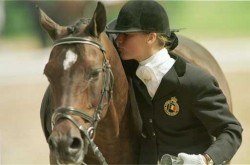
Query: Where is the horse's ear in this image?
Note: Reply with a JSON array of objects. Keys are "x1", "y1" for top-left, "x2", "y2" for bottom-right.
[
  {"x1": 37, "y1": 7, "x2": 67, "y2": 40},
  {"x1": 87, "y1": 2, "x2": 106, "y2": 37}
]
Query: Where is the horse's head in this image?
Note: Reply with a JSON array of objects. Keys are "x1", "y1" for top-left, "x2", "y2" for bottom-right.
[{"x1": 39, "y1": 2, "x2": 113, "y2": 164}]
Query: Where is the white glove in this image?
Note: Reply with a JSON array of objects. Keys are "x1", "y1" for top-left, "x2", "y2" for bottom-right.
[{"x1": 178, "y1": 153, "x2": 206, "y2": 165}]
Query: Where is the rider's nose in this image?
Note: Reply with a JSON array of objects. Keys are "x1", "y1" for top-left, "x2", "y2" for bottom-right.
[
  {"x1": 48, "y1": 135, "x2": 83, "y2": 155},
  {"x1": 115, "y1": 34, "x2": 124, "y2": 46}
]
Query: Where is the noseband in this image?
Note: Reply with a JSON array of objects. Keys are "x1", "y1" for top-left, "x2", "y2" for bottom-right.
[{"x1": 50, "y1": 36, "x2": 114, "y2": 165}]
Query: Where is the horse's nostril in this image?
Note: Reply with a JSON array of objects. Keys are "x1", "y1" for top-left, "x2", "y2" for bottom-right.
[{"x1": 70, "y1": 137, "x2": 82, "y2": 150}]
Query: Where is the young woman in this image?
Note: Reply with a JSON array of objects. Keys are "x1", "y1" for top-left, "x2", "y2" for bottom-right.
[{"x1": 106, "y1": 1, "x2": 242, "y2": 164}]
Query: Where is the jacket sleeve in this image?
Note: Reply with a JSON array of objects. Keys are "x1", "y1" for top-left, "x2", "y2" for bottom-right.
[{"x1": 192, "y1": 72, "x2": 243, "y2": 164}]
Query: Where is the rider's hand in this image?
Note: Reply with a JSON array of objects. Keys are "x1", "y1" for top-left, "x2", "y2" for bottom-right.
[{"x1": 178, "y1": 153, "x2": 206, "y2": 165}]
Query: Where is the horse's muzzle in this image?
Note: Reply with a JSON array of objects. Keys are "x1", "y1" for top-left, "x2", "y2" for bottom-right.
[{"x1": 48, "y1": 133, "x2": 84, "y2": 164}]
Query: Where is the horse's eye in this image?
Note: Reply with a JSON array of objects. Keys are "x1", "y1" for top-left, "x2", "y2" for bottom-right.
[{"x1": 89, "y1": 69, "x2": 101, "y2": 80}]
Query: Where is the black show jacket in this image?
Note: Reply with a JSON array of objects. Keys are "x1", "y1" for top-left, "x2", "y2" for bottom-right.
[{"x1": 126, "y1": 55, "x2": 242, "y2": 164}]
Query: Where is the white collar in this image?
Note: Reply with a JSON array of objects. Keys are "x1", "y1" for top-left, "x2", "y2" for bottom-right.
[
  {"x1": 139, "y1": 48, "x2": 171, "y2": 68},
  {"x1": 136, "y1": 48, "x2": 175, "y2": 98}
]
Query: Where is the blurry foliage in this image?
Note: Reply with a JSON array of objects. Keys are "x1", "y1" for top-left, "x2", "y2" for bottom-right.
[
  {"x1": 1, "y1": 1, "x2": 250, "y2": 41},
  {"x1": 160, "y1": 1, "x2": 250, "y2": 37},
  {"x1": 3, "y1": 1, "x2": 38, "y2": 37}
]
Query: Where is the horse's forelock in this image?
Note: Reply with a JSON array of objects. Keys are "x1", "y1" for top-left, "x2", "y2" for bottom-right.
[{"x1": 66, "y1": 18, "x2": 92, "y2": 36}]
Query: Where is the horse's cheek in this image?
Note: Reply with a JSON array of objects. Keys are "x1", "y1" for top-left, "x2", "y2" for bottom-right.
[{"x1": 49, "y1": 152, "x2": 57, "y2": 164}]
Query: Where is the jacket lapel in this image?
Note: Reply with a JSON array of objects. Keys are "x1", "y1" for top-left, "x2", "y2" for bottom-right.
[
  {"x1": 152, "y1": 67, "x2": 179, "y2": 101},
  {"x1": 153, "y1": 55, "x2": 186, "y2": 101},
  {"x1": 133, "y1": 76, "x2": 152, "y2": 103}
]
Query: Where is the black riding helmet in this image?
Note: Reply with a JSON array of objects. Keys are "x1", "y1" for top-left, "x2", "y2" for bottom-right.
[{"x1": 106, "y1": 0, "x2": 178, "y2": 50}]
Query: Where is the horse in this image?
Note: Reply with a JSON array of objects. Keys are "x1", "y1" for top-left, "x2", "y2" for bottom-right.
[
  {"x1": 39, "y1": 2, "x2": 232, "y2": 165},
  {"x1": 39, "y1": 2, "x2": 141, "y2": 164}
]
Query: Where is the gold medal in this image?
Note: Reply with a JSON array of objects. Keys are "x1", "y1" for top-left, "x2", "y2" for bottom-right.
[{"x1": 164, "y1": 97, "x2": 179, "y2": 116}]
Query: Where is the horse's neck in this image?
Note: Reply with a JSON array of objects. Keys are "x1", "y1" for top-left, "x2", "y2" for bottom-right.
[
  {"x1": 91, "y1": 98, "x2": 137, "y2": 164},
  {"x1": 89, "y1": 34, "x2": 137, "y2": 163},
  {"x1": 100, "y1": 33, "x2": 129, "y2": 122}
]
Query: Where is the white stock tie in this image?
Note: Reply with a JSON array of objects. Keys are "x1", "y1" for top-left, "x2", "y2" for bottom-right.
[{"x1": 136, "y1": 65, "x2": 158, "y2": 98}]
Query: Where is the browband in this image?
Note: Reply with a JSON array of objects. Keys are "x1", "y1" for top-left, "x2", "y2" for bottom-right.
[{"x1": 53, "y1": 37, "x2": 106, "y2": 52}]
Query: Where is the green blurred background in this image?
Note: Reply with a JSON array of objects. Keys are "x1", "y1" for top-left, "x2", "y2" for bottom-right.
[{"x1": 1, "y1": 1, "x2": 250, "y2": 45}]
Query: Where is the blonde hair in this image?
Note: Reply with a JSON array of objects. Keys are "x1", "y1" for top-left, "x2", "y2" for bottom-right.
[{"x1": 157, "y1": 33, "x2": 169, "y2": 48}]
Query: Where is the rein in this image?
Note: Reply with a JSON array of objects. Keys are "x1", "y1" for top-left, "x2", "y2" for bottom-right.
[{"x1": 49, "y1": 36, "x2": 114, "y2": 165}]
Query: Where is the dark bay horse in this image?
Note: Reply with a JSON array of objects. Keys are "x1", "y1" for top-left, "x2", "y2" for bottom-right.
[
  {"x1": 39, "y1": 2, "x2": 140, "y2": 164},
  {"x1": 39, "y1": 2, "x2": 231, "y2": 165}
]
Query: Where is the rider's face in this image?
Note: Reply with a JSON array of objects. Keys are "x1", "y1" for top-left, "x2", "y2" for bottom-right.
[{"x1": 115, "y1": 32, "x2": 149, "y2": 61}]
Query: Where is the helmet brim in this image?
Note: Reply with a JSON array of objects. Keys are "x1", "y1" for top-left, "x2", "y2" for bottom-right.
[{"x1": 106, "y1": 19, "x2": 147, "y2": 34}]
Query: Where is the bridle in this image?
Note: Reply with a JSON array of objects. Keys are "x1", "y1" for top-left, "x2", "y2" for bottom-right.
[{"x1": 49, "y1": 36, "x2": 114, "y2": 165}]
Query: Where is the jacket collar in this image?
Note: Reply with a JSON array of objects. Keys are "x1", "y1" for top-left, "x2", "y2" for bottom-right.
[{"x1": 171, "y1": 53, "x2": 186, "y2": 77}]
